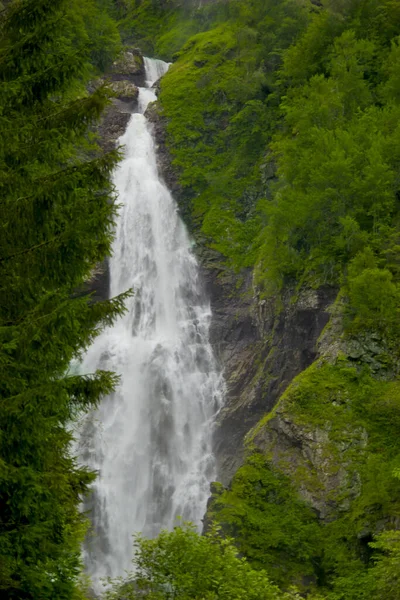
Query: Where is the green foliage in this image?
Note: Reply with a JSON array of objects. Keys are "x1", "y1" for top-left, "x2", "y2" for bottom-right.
[
  {"x1": 151, "y1": 0, "x2": 400, "y2": 338},
  {"x1": 0, "y1": 0, "x2": 126, "y2": 597},
  {"x1": 367, "y1": 530, "x2": 400, "y2": 600},
  {"x1": 346, "y1": 248, "x2": 400, "y2": 337},
  {"x1": 249, "y1": 361, "x2": 400, "y2": 597},
  {"x1": 256, "y1": 35, "x2": 400, "y2": 291},
  {"x1": 104, "y1": 522, "x2": 303, "y2": 600},
  {"x1": 252, "y1": 11, "x2": 400, "y2": 335},
  {"x1": 85, "y1": 0, "x2": 122, "y2": 72},
  {"x1": 158, "y1": 0, "x2": 309, "y2": 263},
  {"x1": 209, "y1": 453, "x2": 322, "y2": 588},
  {"x1": 116, "y1": 0, "x2": 231, "y2": 58},
  {"x1": 322, "y1": 530, "x2": 400, "y2": 600}
]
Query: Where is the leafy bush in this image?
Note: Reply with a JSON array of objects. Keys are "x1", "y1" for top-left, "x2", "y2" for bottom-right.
[{"x1": 103, "y1": 523, "x2": 304, "y2": 600}]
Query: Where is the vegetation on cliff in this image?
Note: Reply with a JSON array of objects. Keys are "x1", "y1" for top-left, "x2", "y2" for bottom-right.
[
  {"x1": 143, "y1": 0, "x2": 400, "y2": 336},
  {"x1": 208, "y1": 361, "x2": 400, "y2": 596},
  {"x1": 115, "y1": 0, "x2": 400, "y2": 598}
]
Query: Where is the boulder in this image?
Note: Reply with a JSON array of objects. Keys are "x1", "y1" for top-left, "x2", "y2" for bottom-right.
[
  {"x1": 110, "y1": 49, "x2": 145, "y2": 86},
  {"x1": 111, "y1": 81, "x2": 139, "y2": 104},
  {"x1": 97, "y1": 104, "x2": 131, "y2": 154}
]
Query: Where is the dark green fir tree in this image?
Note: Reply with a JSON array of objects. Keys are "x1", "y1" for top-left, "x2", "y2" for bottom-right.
[{"x1": 0, "y1": 0, "x2": 127, "y2": 597}]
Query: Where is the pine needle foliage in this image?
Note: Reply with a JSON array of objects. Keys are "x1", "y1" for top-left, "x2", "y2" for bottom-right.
[{"x1": 0, "y1": 1, "x2": 127, "y2": 597}]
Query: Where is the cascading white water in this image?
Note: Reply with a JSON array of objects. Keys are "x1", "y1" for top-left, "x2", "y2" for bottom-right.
[
  {"x1": 78, "y1": 59, "x2": 223, "y2": 593},
  {"x1": 143, "y1": 56, "x2": 170, "y2": 86}
]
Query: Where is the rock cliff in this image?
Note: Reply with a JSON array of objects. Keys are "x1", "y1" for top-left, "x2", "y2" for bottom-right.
[
  {"x1": 146, "y1": 98, "x2": 337, "y2": 485},
  {"x1": 97, "y1": 49, "x2": 144, "y2": 153},
  {"x1": 86, "y1": 50, "x2": 145, "y2": 299}
]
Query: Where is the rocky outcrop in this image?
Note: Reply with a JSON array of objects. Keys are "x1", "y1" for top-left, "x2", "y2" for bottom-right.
[
  {"x1": 109, "y1": 49, "x2": 145, "y2": 87},
  {"x1": 96, "y1": 49, "x2": 144, "y2": 153},
  {"x1": 247, "y1": 300, "x2": 400, "y2": 521},
  {"x1": 111, "y1": 81, "x2": 139, "y2": 104},
  {"x1": 87, "y1": 49, "x2": 145, "y2": 297},
  {"x1": 145, "y1": 102, "x2": 184, "y2": 202},
  {"x1": 97, "y1": 105, "x2": 131, "y2": 155},
  {"x1": 206, "y1": 274, "x2": 336, "y2": 485},
  {"x1": 251, "y1": 405, "x2": 367, "y2": 520}
]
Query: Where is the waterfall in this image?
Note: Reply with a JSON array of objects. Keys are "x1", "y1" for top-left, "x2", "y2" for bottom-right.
[{"x1": 78, "y1": 58, "x2": 224, "y2": 593}]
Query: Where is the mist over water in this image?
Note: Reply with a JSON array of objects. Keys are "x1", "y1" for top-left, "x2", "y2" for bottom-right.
[{"x1": 77, "y1": 59, "x2": 223, "y2": 592}]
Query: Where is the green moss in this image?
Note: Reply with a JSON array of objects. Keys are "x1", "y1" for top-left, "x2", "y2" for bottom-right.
[{"x1": 247, "y1": 405, "x2": 278, "y2": 443}]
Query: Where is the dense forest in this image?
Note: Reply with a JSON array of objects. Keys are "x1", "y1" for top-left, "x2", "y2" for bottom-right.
[
  {"x1": 1, "y1": 0, "x2": 400, "y2": 598},
  {"x1": 0, "y1": 0, "x2": 127, "y2": 597}
]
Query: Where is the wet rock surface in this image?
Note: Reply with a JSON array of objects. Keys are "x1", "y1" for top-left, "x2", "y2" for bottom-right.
[
  {"x1": 109, "y1": 49, "x2": 145, "y2": 87},
  {"x1": 205, "y1": 271, "x2": 336, "y2": 485},
  {"x1": 111, "y1": 81, "x2": 139, "y2": 104},
  {"x1": 77, "y1": 260, "x2": 110, "y2": 303},
  {"x1": 145, "y1": 102, "x2": 183, "y2": 201},
  {"x1": 87, "y1": 50, "x2": 146, "y2": 298},
  {"x1": 96, "y1": 49, "x2": 145, "y2": 153},
  {"x1": 97, "y1": 106, "x2": 131, "y2": 155}
]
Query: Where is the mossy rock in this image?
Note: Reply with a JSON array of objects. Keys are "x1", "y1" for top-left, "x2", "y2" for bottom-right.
[
  {"x1": 111, "y1": 50, "x2": 144, "y2": 77},
  {"x1": 210, "y1": 357, "x2": 400, "y2": 593},
  {"x1": 111, "y1": 81, "x2": 139, "y2": 103}
]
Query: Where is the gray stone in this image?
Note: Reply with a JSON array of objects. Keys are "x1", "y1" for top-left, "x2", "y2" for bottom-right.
[
  {"x1": 111, "y1": 81, "x2": 139, "y2": 104},
  {"x1": 110, "y1": 49, "x2": 145, "y2": 86},
  {"x1": 207, "y1": 276, "x2": 336, "y2": 484},
  {"x1": 347, "y1": 340, "x2": 364, "y2": 359},
  {"x1": 146, "y1": 102, "x2": 184, "y2": 202},
  {"x1": 97, "y1": 104, "x2": 131, "y2": 154}
]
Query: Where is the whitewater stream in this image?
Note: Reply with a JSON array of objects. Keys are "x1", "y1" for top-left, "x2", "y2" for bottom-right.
[{"x1": 78, "y1": 58, "x2": 223, "y2": 592}]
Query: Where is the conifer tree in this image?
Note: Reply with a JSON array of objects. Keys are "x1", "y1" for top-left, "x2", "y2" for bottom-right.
[{"x1": 0, "y1": 1, "x2": 127, "y2": 597}]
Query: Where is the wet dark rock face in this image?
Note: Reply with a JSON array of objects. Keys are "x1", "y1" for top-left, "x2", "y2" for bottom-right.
[
  {"x1": 86, "y1": 50, "x2": 146, "y2": 299},
  {"x1": 76, "y1": 260, "x2": 110, "y2": 304},
  {"x1": 204, "y1": 267, "x2": 336, "y2": 484},
  {"x1": 97, "y1": 107, "x2": 131, "y2": 155},
  {"x1": 145, "y1": 102, "x2": 183, "y2": 202},
  {"x1": 97, "y1": 49, "x2": 145, "y2": 154}
]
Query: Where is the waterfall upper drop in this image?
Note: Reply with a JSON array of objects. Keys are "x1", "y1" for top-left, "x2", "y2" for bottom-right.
[{"x1": 78, "y1": 58, "x2": 224, "y2": 591}]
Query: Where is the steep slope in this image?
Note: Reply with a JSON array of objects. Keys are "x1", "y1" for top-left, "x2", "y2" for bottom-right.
[{"x1": 113, "y1": 0, "x2": 400, "y2": 597}]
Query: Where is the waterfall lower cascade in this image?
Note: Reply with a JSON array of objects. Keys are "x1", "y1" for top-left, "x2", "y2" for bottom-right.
[{"x1": 78, "y1": 58, "x2": 224, "y2": 592}]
